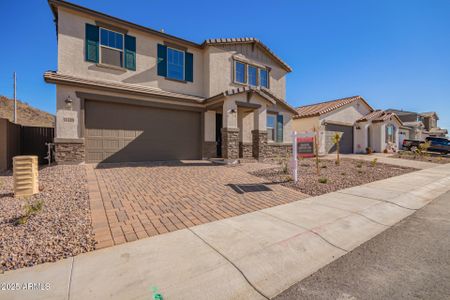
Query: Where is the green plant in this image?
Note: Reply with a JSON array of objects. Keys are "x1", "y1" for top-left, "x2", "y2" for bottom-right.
[
  {"x1": 16, "y1": 197, "x2": 43, "y2": 225},
  {"x1": 370, "y1": 158, "x2": 378, "y2": 167},
  {"x1": 318, "y1": 177, "x2": 328, "y2": 184},
  {"x1": 358, "y1": 170, "x2": 363, "y2": 174},
  {"x1": 356, "y1": 162, "x2": 363, "y2": 168},
  {"x1": 418, "y1": 141, "x2": 431, "y2": 156},
  {"x1": 331, "y1": 133, "x2": 342, "y2": 165}
]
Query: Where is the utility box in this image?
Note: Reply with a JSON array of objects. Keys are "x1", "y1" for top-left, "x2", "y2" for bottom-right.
[{"x1": 13, "y1": 156, "x2": 39, "y2": 197}]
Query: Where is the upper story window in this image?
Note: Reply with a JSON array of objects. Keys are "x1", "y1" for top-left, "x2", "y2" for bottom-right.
[
  {"x1": 235, "y1": 61, "x2": 246, "y2": 84},
  {"x1": 233, "y1": 60, "x2": 269, "y2": 88},
  {"x1": 167, "y1": 47, "x2": 185, "y2": 81},
  {"x1": 157, "y1": 44, "x2": 194, "y2": 82},
  {"x1": 248, "y1": 65, "x2": 258, "y2": 86},
  {"x1": 259, "y1": 69, "x2": 268, "y2": 88},
  {"x1": 85, "y1": 24, "x2": 136, "y2": 70},
  {"x1": 100, "y1": 28, "x2": 124, "y2": 68}
]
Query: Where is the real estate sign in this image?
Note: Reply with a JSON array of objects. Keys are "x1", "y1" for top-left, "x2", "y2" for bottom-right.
[
  {"x1": 297, "y1": 137, "x2": 314, "y2": 158},
  {"x1": 291, "y1": 131, "x2": 316, "y2": 183}
]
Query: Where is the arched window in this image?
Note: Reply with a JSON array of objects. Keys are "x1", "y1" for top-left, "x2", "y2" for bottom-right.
[{"x1": 386, "y1": 124, "x2": 396, "y2": 143}]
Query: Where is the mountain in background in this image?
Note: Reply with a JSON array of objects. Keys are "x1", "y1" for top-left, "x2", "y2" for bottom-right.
[{"x1": 0, "y1": 96, "x2": 55, "y2": 128}]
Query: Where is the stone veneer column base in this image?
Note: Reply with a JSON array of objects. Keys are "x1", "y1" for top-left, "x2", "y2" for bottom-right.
[
  {"x1": 239, "y1": 142, "x2": 253, "y2": 159},
  {"x1": 222, "y1": 128, "x2": 240, "y2": 159},
  {"x1": 202, "y1": 141, "x2": 217, "y2": 159},
  {"x1": 252, "y1": 130, "x2": 268, "y2": 160},
  {"x1": 54, "y1": 138, "x2": 85, "y2": 164}
]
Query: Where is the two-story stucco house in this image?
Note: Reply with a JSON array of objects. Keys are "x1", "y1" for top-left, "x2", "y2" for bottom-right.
[{"x1": 45, "y1": 0, "x2": 298, "y2": 164}]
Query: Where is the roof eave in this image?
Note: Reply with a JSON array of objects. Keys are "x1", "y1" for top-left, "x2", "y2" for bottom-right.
[{"x1": 47, "y1": 0, "x2": 202, "y2": 49}]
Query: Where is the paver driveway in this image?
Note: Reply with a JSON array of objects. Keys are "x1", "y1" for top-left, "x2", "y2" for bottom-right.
[{"x1": 86, "y1": 161, "x2": 308, "y2": 249}]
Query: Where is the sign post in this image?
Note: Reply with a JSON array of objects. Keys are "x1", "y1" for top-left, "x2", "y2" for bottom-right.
[
  {"x1": 291, "y1": 131, "x2": 298, "y2": 183},
  {"x1": 291, "y1": 131, "x2": 316, "y2": 184}
]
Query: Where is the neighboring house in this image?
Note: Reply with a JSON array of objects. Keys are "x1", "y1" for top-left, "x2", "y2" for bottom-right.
[
  {"x1": 44, "y1": 0, "x2": 297, "y2": 164},
  {"x1": 293, "y1": 96, "x2": 403, "y2": 154},
  {"x1": 386, "y1": 109, "x2": 448, "y2": 139}
]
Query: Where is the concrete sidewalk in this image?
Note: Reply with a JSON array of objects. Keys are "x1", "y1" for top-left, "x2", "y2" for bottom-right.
[
  {"x1": 331, "y1": 153, "x2": 438, "y2": 169},
  {"x1": 1, "y1": 164, "x2": 449, "y2": 300}
]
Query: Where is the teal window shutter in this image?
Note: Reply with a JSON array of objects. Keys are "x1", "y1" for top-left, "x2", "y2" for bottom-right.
[
  {"x1": 85, "y1": 24, "x2": 99, "y2": 63},
  {"x1": 157, "y1": 44, "x2": 167, "y2": 77},
  {"x1": 276, "y1": 114, "x2": 283, "y2": 143},
  {"x1": 124, "y1": 35, "x2": 136, "y2": 71},
  {"x1": 185, "y1": 52, "x2": 193, "y2": 82}
]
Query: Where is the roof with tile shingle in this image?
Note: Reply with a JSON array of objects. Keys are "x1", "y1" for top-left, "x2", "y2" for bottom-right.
[
  {"x1": 205, "y1": 86, "x2": 298, "y2": 114},
  {"x1": 295, "y1": 96, "x2": 373, "y2": 119},
  {"x1": 202, "y1": 38, "x2": 292, "y2": 72},
  {"x1": 357, "y1": 110, "x2": 403, "y2": 125}
]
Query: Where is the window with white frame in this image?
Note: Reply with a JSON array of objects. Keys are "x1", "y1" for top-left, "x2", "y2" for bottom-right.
[
  {"x1": 233, "y1": 60, "x2": 269, "y2": 88},
  {"x1": 100, "y1": 28, "x2": 124, "y2": 67},
  {"x1": 167, "y1": 47, "x2": 185, "y2": 81},
  {"x1": 267, "y1": 114, "x2": 276, "y2": 141},
  {"x1": 386, "y1": 124, "x2": 396, "y2": 143}
]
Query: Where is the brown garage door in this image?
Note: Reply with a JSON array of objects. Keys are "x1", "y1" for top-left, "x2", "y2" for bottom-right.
[
  {"x1": 85, "y1": 100, "x2": 201, "y2": 163},
  {"x1": 325, "y1": 124, "x2": 354, "y2": 154}
]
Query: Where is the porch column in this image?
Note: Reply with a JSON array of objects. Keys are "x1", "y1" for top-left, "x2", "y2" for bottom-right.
[
  {"x1": 252, "y1": 105, "x2": 268, "y2": 160},
  {"x1": 222, "y1": 99, "x2": 239, "y2": 159},
  {"x1": 203, "y1": 110, "x2": 216, "y2": 158}
]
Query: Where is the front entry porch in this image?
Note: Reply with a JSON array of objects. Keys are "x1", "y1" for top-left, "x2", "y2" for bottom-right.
[{"x1": 203, "y1": 88, "x2": 294, "y2": 161}]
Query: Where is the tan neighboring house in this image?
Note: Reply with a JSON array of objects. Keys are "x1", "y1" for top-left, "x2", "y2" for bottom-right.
[
  {"x1": 293, "y1": 96, "x2": 403, "y2": 154},
  {"x1": 386, "y1": 109, "x2": 448, "y2": 140},
  {"x1": 44, "y1": 0, "x2": 298, "y2": 164}
]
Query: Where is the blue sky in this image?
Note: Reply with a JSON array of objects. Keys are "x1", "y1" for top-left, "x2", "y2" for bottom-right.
[{"x1": 1, "y1": 0, "x2": 449, "y2": 129}]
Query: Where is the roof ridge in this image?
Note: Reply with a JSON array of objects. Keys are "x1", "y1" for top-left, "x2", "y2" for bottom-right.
[{"x1": 296, "y1": 95, "x2": 361, "y2": 109}]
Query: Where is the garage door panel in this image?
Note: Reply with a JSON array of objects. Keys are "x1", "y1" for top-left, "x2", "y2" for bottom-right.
[
  {"x1": 84, "y1": 100, "x2": 201, "y2": 163},
  {"x1": 325, "y1": 124, "x2": 354, "y2": 154}
]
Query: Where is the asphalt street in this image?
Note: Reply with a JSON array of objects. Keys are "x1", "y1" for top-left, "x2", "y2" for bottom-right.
[{"x1": 275, "y1": 190, "x2": 450, "y2": 300}]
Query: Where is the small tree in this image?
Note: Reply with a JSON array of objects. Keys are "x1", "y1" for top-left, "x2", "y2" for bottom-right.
[
  {"x1": 331, "y1": 133, "x2": 342, "y2": 165},
  {"x1": 314, "y1": 127, "x2": 320, "y2": 175}
]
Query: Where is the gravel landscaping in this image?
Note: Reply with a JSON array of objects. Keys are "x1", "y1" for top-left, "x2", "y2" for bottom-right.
[
  {"x1": 249, "y1": 158, "x2": 415, "y2": 196},
  {"x1": 392, "y1": 151, "x2": 450, "y2": 164},
  {"x1": 0, "y1": 165, "x2": 95, "y2": 272}
]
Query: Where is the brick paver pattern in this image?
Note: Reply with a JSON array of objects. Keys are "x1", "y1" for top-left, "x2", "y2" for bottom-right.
[{"x1": 86, "y1": 161, "x2": 308, "y2": 249}]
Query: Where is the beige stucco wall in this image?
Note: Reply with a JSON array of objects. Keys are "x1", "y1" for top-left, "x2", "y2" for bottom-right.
[
  {"x1": 57, "y1": 7, "x2": 289, "y2": 101},
  {"x1": 320, "y1": 100, "x2": 372, "y2": 125},
  {"x1": 57, "y1": 7, "x2": 205, "y2": 98},
  {"x1": 292, "y1": 116, "x2": 320, "y2": 133},
  {"x1": 204, "y1": 45, "x2": 287, "y2": 99},
  {"x1": 204, "y1": 110, "x2": 216, "y2": 142},
  {"x1": 354, "y1": 122, "x2": 370, "y2": 153}
]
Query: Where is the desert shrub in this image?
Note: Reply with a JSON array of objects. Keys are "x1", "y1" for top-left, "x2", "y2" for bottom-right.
[
  {"x1": 318, "y1": 177, "x2": 328, "y2": 184},
  {"x1": 356, "y1": 162, "x2": 363, "y2": 168},
  {"x1": 370, "y1": 158, "x2": 378, "y2": 167},
  {"x1": 17, "y1": 197, "x2": 44, "y2": 225}
]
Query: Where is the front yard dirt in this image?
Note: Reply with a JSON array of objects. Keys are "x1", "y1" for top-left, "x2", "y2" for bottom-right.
[
  {"x1": 249, "y1": 158, "x2": 416, "y2": 196},
  {"x1": 0, "y1": 165, "x2": 95, "y2": 272},
  {"x1": 392, "y1": 151, "x2": 450, "y2": 164}
]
